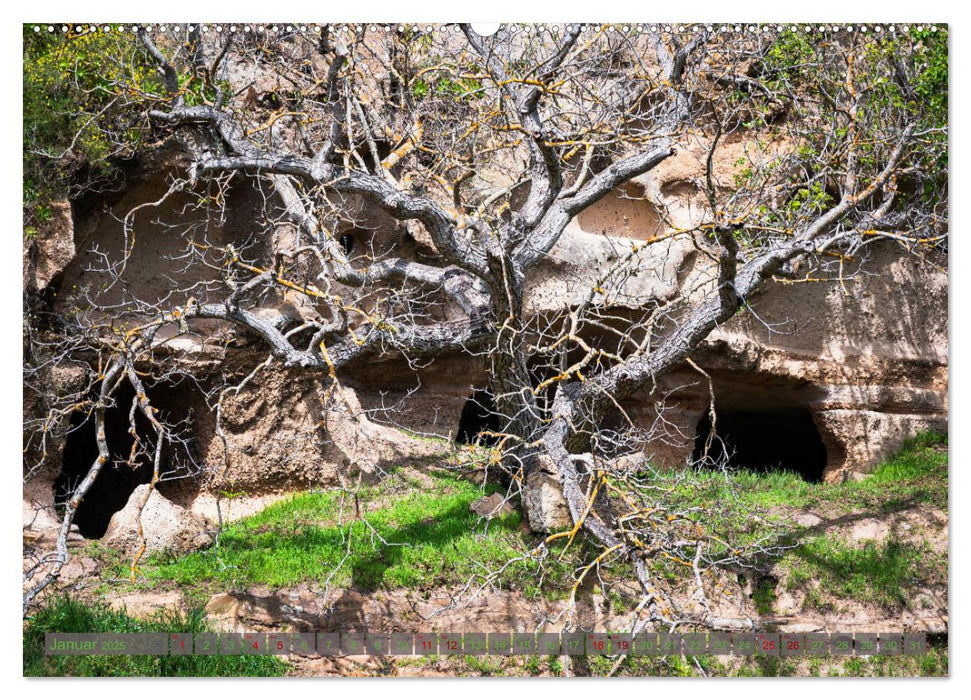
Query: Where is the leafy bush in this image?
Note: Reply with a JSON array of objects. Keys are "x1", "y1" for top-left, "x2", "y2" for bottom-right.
[{"x1": 23, "y1": 26, "x2": 163, "y2": 227}]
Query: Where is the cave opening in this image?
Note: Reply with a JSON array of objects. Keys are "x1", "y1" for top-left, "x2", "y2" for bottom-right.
[
  {"x1": 456, "y1": 390, "x2": 502, "y2": 446},
  {"x1": 54, "y1": 378, "x2": 204, "y2": 538},
  {"x1": 691, "y1": 406, "x2": 827, "y2": 482}
]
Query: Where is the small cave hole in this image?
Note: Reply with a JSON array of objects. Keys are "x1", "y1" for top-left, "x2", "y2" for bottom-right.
[
  {"x1": 339, "y1": 232, "x2": 355, "y2": 255},
  {"x1": 691, "y1": 406, "x2": 827, "y2": 482},
  {"x1": 455, "y1": 390, "x2": 502, "y2": 446}
]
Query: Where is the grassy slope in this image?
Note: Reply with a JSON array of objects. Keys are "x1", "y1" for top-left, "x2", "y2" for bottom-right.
[
  {"x1": 36, "y1": 432, "x2": 947, "y2": 677},
  {"x1": 143, "y1": 470, "x2": 583, "y2": 597},
  {"x1": 730, "y1": 431, "x2": 947, "y2": 512},
  {"x1": 756, "y1": 431, "x2": 948, "y2": 613},
  {"x1": 134, "y1": 432, "x2": 948, "y2": 621}
]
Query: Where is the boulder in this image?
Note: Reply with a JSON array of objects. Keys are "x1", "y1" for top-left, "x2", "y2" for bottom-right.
[
  {"x1": 102, "y1": 484, "x2": 215, "y2": 556},
  {"x1": 523, "y1": 470, "x2": 572, "y2": 534}
]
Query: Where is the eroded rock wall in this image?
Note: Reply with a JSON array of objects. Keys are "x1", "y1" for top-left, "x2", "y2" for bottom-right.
[
  {"x1": 24, "y1": 147, "x2": 948, "y2": 550},
  {"x1": 618, "y1": 240, "x2": 947, "y2": 479}
]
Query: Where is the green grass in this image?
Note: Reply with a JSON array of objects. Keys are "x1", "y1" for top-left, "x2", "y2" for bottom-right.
[
  {"x1": 141, "y1": 433, "x2": 945, "y2": 616},
  {"x1": 753, "y1": 577, "x2": 779, "y2": 615},
  {"x1": 784, "y1": 534, "x2": 943, "y2": 610},
  {"x1": 753, "y1": 432, "x2": 948, "y2": 612},
  {"x1": 641, "y1": 431, "x2": 947, "y2": 615},
  {"x1": 717, "y1": 431, "x2": 947, "y2": 512},
  {"x1": 664, "y1": 431, "x2": 946, "y2": 545},
  {"x1": 618, "y1": 432, "x2": 943, "y2": 574},
  {"x1": 78, "y1": 434, "x2": 946, "y2": 677},
  {"x1": 23, "y1": 596, "x2": 287, "y2": 677},
  {"x1": 146, "y1": 471, "x2": 578, "y2": 595}
]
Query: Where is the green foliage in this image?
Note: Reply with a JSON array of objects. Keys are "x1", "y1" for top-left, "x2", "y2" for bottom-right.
[
  {"x1": 179, "y1": 70, "x2": 220, "y2": 107},
  {"x1": 753, "y1": 27, "x2": 948, "y2": 233},
  {"x1": 23, "y1": 26, "x2": 163, "y2": 226},
  {"x1": 909, "y1": 27, "x2": 948, "y2": 126},
  {"x1": 147, "y1": 471, "x2": 578, "y2": 595},
  {"x1": 752, "y1": 577, "x2": 778, "y2": 615},
  {"x1": 787, "y1": 181, "x2": 833, "y2": 216},
  {"x1": 765, "y1": 25, "x2": 947, "y2": 132},
  {"x1": 522, "y1": 653, "x2": 542, "y2": 675},
  {"x1": 785, "y1": 535, "x2": 940, "y2": 609},
  {"x1": 764, "y1": 31, "x2": 816, "y2": 87},
  {"x1": 868, "y1": 26, "x2": 949, "y2": 133},
  {"x1": 412, "y1": 74, "x2": 483, "y2": 100},
  {"x1": 460, "y1": 654, "x2": 505, "y2": 675},
  {"x1": 23, "y1": 596, "x2": 287, "y2": 677},
  {"x1": 858, "y1": 26, "x2": 948, "y2": 200}
]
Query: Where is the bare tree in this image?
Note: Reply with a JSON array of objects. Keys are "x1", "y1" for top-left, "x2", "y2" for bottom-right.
[{"x1": 23, "y1": 23, "x2": 947, "y2": 625}]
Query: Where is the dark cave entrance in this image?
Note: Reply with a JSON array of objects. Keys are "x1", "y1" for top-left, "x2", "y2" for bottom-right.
[
  {"x1": 55, "y1": 383, "x2": 153, "y2": 538},
  {"x1": 691, "y1": 406, "x2": 827, "y2": 482},
  {"x1": 456, "y1": 389, "x2": 502, "y2": 446},
  {"x1": 54, "y1": 379, "x2": 204, "y2": 538}
]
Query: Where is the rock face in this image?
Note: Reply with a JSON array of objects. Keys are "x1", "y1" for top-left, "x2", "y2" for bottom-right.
[
  {"x1": 23, "y1": 138, "x2": 947, "y2": 550},
  {"x1": 102, "y1": 485, "x2": 215, "y2": 556},
  {"x1": 518, "y1": 137, "x2": 947, "y2": 481},
  {"x1": 23, "y1": 200, "x2": 75, "y2": 292},
  {"x1": 618, "y1": 239, "x2": 947, "y2": 480},
  {"x1": 191, "y1": 372, "x2": 452, "y2": 499}
]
